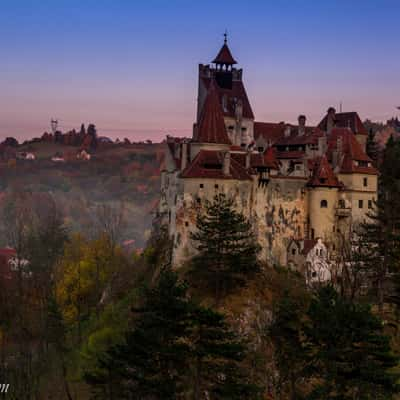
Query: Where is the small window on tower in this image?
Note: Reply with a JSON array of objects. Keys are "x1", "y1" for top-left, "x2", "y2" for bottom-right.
[
  {"x1": 228, "y1": 125, "x2": 234, "y2": 131},
  {"x1": 363, "y1": 177, "x2": 368, "y2": 187},
  {"x1": 311, "y1": 228, "x2": 315, "y2": 239},
  {"x1": 258, "y1": 147, "x2": 264, "y2": 153},
  {"x1": 185, "y1": 221, "x2": 189, "y2": 227},
  {"x1": 359, "y1": 199, "x2": 363, "y2": 209},
  {"x1": 199, "y1": 183, "x2": 204, "y2": 189},
  {"x1": 292, "y1": 248, "x2": 296, "y2": 256},
  {"x1": 368, "y1": 200, "x2": 373, "y2": 209},
  {"x1": 197, "y1": 198, "x2": 201, "y2": 205},
  {"x1": 338, "y1": 199, "x2": 345, "y2": 208},
  {"x1": 320, "y1": 199, "x2": 328, "y2": 208},
  {"x1": 214, "y1": 184, "x2": 219, "y2": 189}
]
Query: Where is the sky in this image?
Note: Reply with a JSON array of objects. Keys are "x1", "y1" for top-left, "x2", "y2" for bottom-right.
[{"x1": 1, "y1": 0, "x2": 399, "y2": 142}]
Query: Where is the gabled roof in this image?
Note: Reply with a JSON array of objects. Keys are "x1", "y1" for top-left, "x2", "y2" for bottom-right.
[
  {"x1": 230, "y1": 147, "x2": 280, "y2": 170},
  {"x1": 254, "y1": 122, "x2": 286, "y2": 144},
  {"x1": 181, "y1": 150, "x2": 252, "y2": 180},
  {"x1": 327, "y1": 128, "x2": 377, "y2": 175},
  {"x1": 308, "y1": 155, "x2": 342, "y2": 188},
  {"x1": 318, "y1": 111, "x2": 368, "y2": 135},
  {"x1": 202, "y1": 77, "x2": 254, "y2": 120},
  {"x1": 195, "y1": 81, "x2": 231, "y2": 145},
  {"x1": 212, "y1": 42, "x2": 237, "y2": 65},
  {"x1": 275, "y1": 127, "x2": 324, "y2": 146}
]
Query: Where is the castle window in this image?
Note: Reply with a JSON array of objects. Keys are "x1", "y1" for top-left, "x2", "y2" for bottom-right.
[
  {"x1": 292, "y1": 248, "x2": 297, "y2": 255},
  {"x1": 258, "y1": 147, "x2": 264, "y2": 153},
  {"x1": 320, "y1": 199, "x2": 328, "y2": 208},
  {"x1": 241, "y1": 127, "x2": 247, "y2": 132},
  {"x1": 368, "y1": 199, "x2": 373, "y2": 209},
  {"x1": 185, "y1": 221, "x2": 189, "y2": 227},
  {"x1": 214, "y1": 184, "x2": 219, "y2": 189},
  {"x1": 199, "y1": 183, "x2": 204, "y2": 188},
  {"x1": 363, "y1": 177, "x2": 368, "y2": 187},
  {"x1": 311, "y1": 228, "x2": 315, "y2": 239},
  {"x1": 228, "y1": 125, "x2": 234, "y2": 131},
  {"x1": 358, "y1": 199, "x2": 363, "y2": 209},
  {"x1": 338, "y1": 199, "x2": 345, "y2": 208},
  {"x1": 196, "y1": 198, "x2": 201, "y2": 205}
]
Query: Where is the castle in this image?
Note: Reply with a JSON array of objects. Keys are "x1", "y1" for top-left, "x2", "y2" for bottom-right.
[{"x1": 159, "y1": 37, "x2": 377, "y2": 271}]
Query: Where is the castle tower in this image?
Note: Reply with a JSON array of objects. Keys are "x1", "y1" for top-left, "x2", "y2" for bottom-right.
[
  {"x1": 196, "y1": 35, "x2": 255, "y2": 147},
  {"x1": 307, "y1": 155, "x2": 341, "y2": 240}
]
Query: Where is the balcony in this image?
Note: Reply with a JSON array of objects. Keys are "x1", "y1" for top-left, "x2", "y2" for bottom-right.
[{"x1": 335, "y1": 207, "x2": 351, "y2": 217}]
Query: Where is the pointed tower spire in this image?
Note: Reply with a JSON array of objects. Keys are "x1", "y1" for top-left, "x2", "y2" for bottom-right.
[
  {"x1": 212, "y1": 32, "x2": 237, "y2": 65},
  {"x1": 195, "y1": 80, "x2": 231, "y2": 144},
  {"x1": 308, "y1": 155, "x2": 341, "y2": 187}
]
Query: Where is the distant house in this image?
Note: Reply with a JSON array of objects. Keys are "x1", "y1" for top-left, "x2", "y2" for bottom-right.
[
  {"x1": 0, "y1": 248, "x2": 30, "y2": 286},
  {"x1": 16, "y1": 151, "x2": 35, "y2": 160},
  {"x1": 51, "y1": 152, "x2": 65, "y2": 162},
  {"x1": 76, "y1": 149, "x2": 91, "y2": 161}
]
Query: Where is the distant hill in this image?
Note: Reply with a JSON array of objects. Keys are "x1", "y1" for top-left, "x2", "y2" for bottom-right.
[{"x1": 0, "y1": 140, "x2": 164, "y2": 248}]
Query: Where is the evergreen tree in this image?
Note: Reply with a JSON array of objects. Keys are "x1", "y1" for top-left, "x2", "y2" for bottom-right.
[
  {"x1": 269, "y1": 291, "x2": 308, "y2": 400},
  {"x1": 358, "y1": 136, "x2": 400, "y2": 310},
  {"x1": 85, "y1": 268, "x2": 261, "y2": 399},
  {"x1": 85, "y1": 267, "x2": 191, "y2": 399},
  {"x1": 189, "y1": 306, "x2": 261, "y2": 400},
  {"x1": 304, "y1": 286, "x2": 399, "y2": 399},
  {"x1": 190, "y1": 194, "x2": 260, "y2": 303},
  {"x1": 366, "y1": 128, "x2": 379, "y2": 164}
]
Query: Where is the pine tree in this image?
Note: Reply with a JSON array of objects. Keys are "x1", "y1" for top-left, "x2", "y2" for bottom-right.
[
  {"x1": 85, "y1": 268, "x2": 261, "y2": 399},
  {"x1": 269, "y1": 291, "x2": 308, "y2": 400},
  {"x1": 358, "y1": 137, "x2": 400, "y2": 311},
  {"x1": 190, "y1": 193, "x2": 260, "y2": 303},
  {"x1": 304, "y1": 285, "x2": 400, "y2": 399},
  {"x1": 189, "y1": 306, "x2": 261, "y2": 400},
  {"x1": 84, "y1": 267, "x2": 191, "y2": 399}
]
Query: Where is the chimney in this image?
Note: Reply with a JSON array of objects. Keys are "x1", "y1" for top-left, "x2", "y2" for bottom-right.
[
  {"x1": 245, "y1": 150, "x2": 251, "y2": 169},
  {"x1": 337, "y1": 136, "x2": 343, "y2": 157},
  {"x1": 235, "y1": 99, "x2": 243, "y2": 146},
  {"x1": 298, "y1": 115, "x2": 306, "y2": 136},
  {"x1": 181, "y1": 141, "x2": 188, "y2": 171},
  {"x1": 223, "y1": 151, "x2": 231, "y2": 175},
  {"x1": 284, "y1": 124, "x2": 291, "y2": 138},
  {"x1": 327, "y1": 107, "x2": 336, "y2": 134}
]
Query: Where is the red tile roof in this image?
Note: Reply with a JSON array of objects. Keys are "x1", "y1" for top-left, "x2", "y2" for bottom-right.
[
  {"x1": 308, "y1": 155, "x2": 341, "y2": 188},
  {"x1": 254, "y1": 122, "x2": 286, "y2": 144},
  {"x1": 276, "y1": 150, "x2": 305, "y2": 159},
  {"x1": 327, "y1": 128, "x2": 377, "y2": 175},
  {"x1": 302, "y1": 239, "x2": 318, "y2": 255},
  {"x1": 212, "y1": 43, "x2": 237, "y2": 65},
  {"x1": 202, "y1": 77, "x2": 254, "y2": 120},
  {"x1": 230, "y1": 147, "x2": 279, "y2": 170},
  {"x1": 276, "y1": 127, "x2": 324, "y2": 146},
  {"x1": 195, "y1": 81, "x2": 231, "y2": 145},
  {"x1": 181, "y1": 150, "x2": 252, "y2": 180},
  {"x1": 318, "y1": 111, "x2": 368, "y2": 135}
]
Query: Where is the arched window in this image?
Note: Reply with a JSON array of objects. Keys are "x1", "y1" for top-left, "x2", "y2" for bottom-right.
[{"x1": 320, "y1": 199, "x2": 328, "y2": 208}]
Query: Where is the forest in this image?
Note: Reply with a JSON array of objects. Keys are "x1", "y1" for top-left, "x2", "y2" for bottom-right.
[{"x1": 0, "y1": 136, "x2": 400, "y2": 399}]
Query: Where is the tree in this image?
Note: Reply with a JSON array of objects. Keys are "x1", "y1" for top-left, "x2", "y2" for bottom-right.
[
  {"x1": 188, "y1": 306, "x2": 261, "y2": 400},
  {"x1": 85, "y1": 268, "x2": 261, "y2": 399},
  {"x1": 85, "y1": 268, "x2": 192, "y2": 399},
  {"x1": 189, "y1": 194, "x2": 260, "y2": 303},
  {"x1": 269, "y1": 291, "x2": 308, "y2": 400},
  {"x1": 304, "y1": 285, "x2": 399, "y2": 399},
  {"x1": 358, "y1": 137, "x2": 400, "y2": 311}
]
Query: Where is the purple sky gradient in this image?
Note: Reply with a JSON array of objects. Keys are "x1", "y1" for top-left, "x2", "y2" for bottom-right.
[{"x1": 1, "y1": 0, "x2": 399, "y2": 142}]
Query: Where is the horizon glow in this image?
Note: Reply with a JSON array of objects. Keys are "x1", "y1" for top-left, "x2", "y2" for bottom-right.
[{"x1": 1, "y1": 0, "x2": 399, "y2": 142}]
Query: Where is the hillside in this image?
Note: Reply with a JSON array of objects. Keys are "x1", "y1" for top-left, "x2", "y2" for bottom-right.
[{"x1": 0, "y1": 141, "x2": 164, "y2": 248}]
